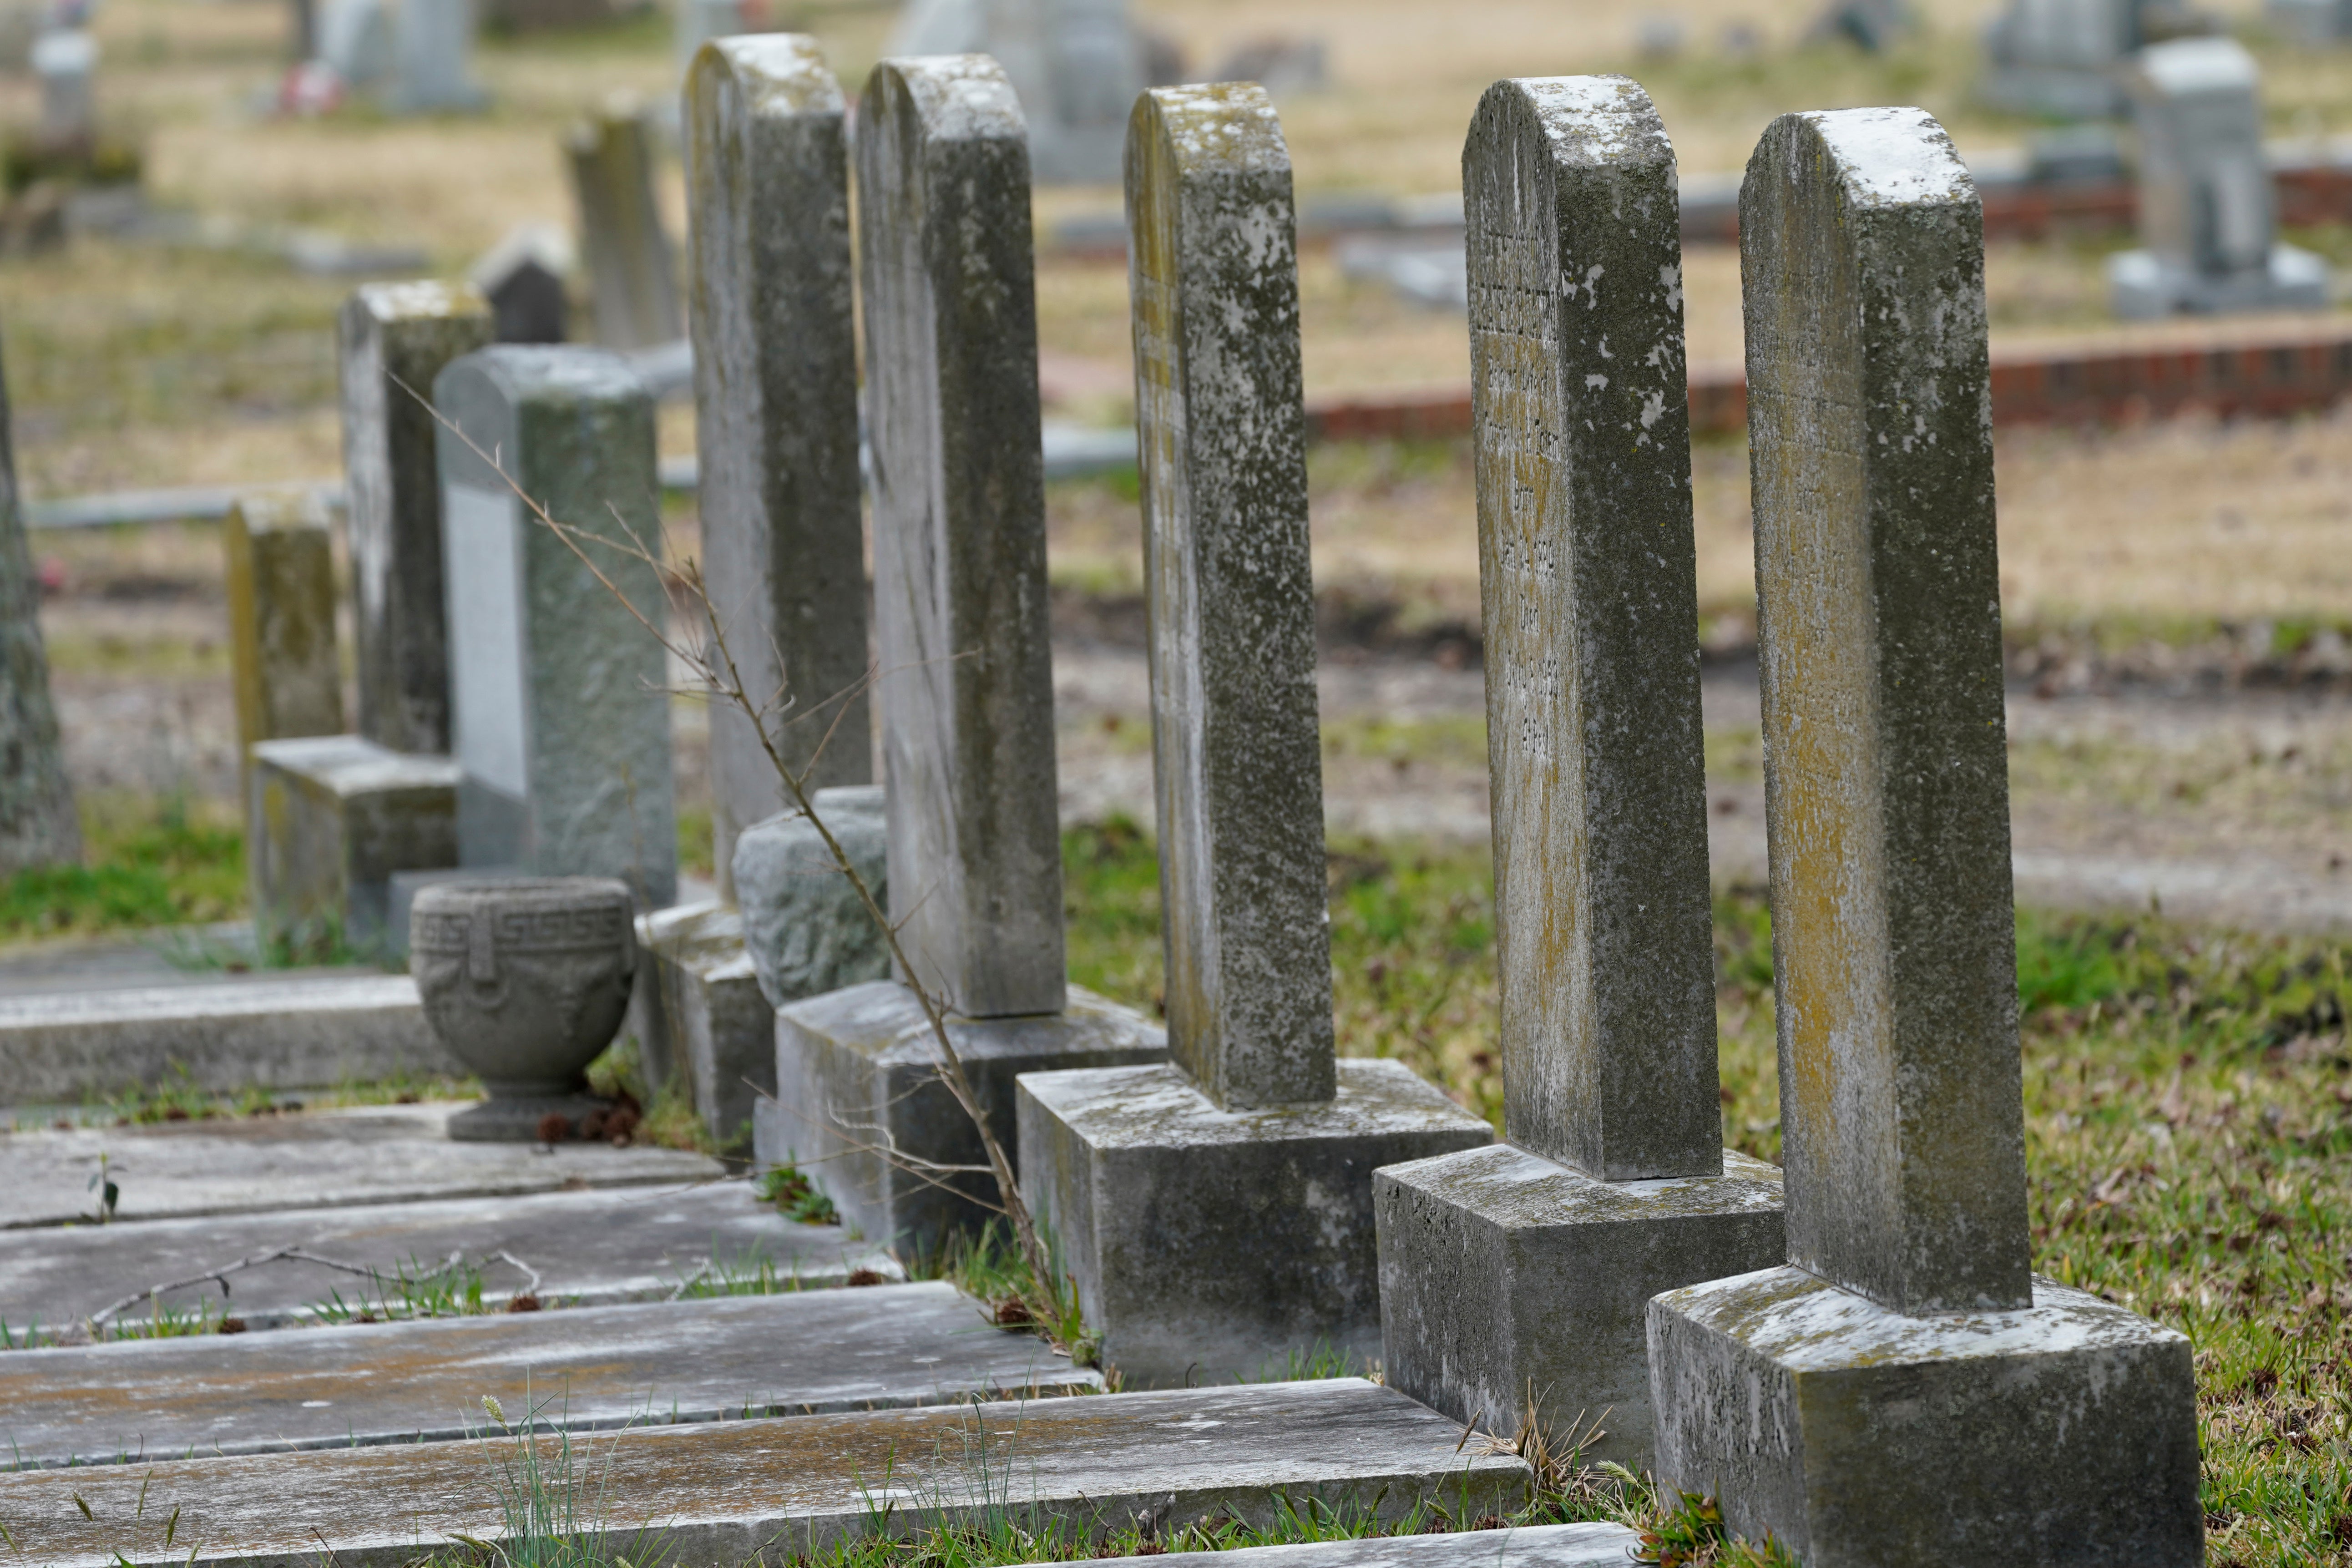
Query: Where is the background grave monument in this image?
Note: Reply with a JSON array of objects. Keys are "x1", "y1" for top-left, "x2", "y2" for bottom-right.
[
  {"x1": 1372, "y1": 76, "x2": 1783, "y2": 1470},
  {"x1": 1646, "y1": 105, "x2": 2202, "y2": 1567},
  {"x1": 752, "y1": 55, "x2": 1163, "y2": 1253},
  {"x1": 390, "y1": 0, "x2": 485, "y2": 112},
  {"x1": 225, "y1": 492, "x2": 344, "y2": 784},
  {"x1": 1016, "y1": 83, "x2": 1490, "y2": 1387},
  {"x1": 0, "y1": 333, "x2": 79, "y2": 875},
  {"x1": 886, "y1": 0, "x2": 1143, "y2": 182},
  {"x1": 1980, "y1": 0, "x2": 2136, "y2": 118},
  {"x1": 568, "y1": 105, "x2": 683, "y2": 350},
  {"x1": 248, "y1": 734, "x2": 460, "y2": 953},
  {"x1": 470, "y1": 225, "x2": 573, "y2": 344},
  {"x1": 431, "y1": 345, "x2": 677, "y2": 908},
  {"x1": 2109, "y1": 37, "x2": 2327, "y2": 317}
]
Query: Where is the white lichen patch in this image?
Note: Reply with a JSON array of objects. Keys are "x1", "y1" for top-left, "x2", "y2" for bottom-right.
[{"x1": 1802, "y1": 106, "x2": 1973, "y2": 210}]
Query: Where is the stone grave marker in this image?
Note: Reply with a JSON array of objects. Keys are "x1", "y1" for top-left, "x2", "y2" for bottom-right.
[
  {"x1": 470, "y1": 224, "x2": 572, "y2": 344},
  {"x1": 225, "y1": 492, "x2": 345, "y2": 793},
  {"x1": 753, "y1": 55, "x2": 1163, "y2": 1254},
  {"x1": 2109, "y1": 37, "x2": 2327, "y2": 316},
  {"x1": 432, "y1": 345, "x2": 677, "y2": 906},
  {"x1": 0, "y1": 329, "x2": 79, "y2": 875},
  {"x1": 1015, "y1": 84, "x2": 1490, "y2": 1387},
  {"x1": 390, "y1": 0, "x2": 485, "y2": 112},
  {"x1": 568, "y1": 105, "x2": 683, "y2": 350},
  {"x1": 1979, "y1": 0, "x2": 2135, "y2": 118},
  {"x1": 338, "y1": 279, "x2": 493, "y2": 757},
  {"x1": 2271, "y1": 0, "x2": 2352, "y2": 42},
  {"x1": 1371, "y1": 76, "x2": 1784, "y2": 1471},
  {"x1": 990, "y1": 0, "x2": 1142, "y2": 183},
  {"x1": 248, "y1": 734, "x2": 460, "y2": 954},
  {"x1": 318, "y1": 0, "x2": 393, "y2": 94},
  {"x1": 31, "y1": 29, "x2": 95, "y2": 147},
  {"x1": 1645, "y1": 106, "x2": 2201, "y2": 1566}
]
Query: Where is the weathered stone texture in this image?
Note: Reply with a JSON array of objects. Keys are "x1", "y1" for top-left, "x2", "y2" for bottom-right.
[
  {"x1": 1466, "y1": 76, "x2": 1718, "y2": 1181},
  {"x1": 225, "y1": 493, "x2": 346, "y2": 767},
  {"x1": 1126, "y1": 83, "x2": 1330, "y2": 1111},
  {"x1": 338, "y1": 280, "x2": 493, "y2": 756},
  {"x1": 627, "y1": 900, "x2": 773, "y2": 1143},
  {"x1": 567, "y1": 107, "x2": 682, "y2": 350},
  {"x1": 433, "y1": 346, "x2": 676, "y2": 906},
  {"x1": 856, "y1": 56, "x2": 1064, "y2": 1019},
  {"x1": 684, "y1": 36, "x2": 871, "y2": 895},
  {"x1": 1741, "y1": 107, "x2": 2029, "y2": 1317},
  {"x1": 1018, "y1": 1060, "x2": 1493, "y2": 1387},
  {"x1": 0, "y1": 331, "x2": 77, "y2": 875},
  {"x1": 248, "y1": 734, "x2": 460, "y2": 952},
  {"x1": 731, "y1": 784, "x2": 891, "y2": 1011},
  {"x1": 1648, "y1": 1267, "x2": 2205, "y2": 1568},
  {"x1": 1375, "y1": 1141, "x2": 1782, "y2": 1469}
]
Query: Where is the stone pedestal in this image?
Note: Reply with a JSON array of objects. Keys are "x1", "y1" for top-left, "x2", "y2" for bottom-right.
[
  {"x1": 248, "y1": 735, "x2": 460, "y2": 955},
  {"x1": 1019, "y1": 1060, "x2": 1493, "y2": 1387},
  {"x1": 1376, "y1": 1143, "x2": 1780, "y2": 1467},
  {"x1": 755, "y1": 980, "x2": 1164, "y2": 1257},
  {"x1": 1648, "y1": 1267, "x2": 2203, "y2": 1568},
  {"x1": 627, "y1": 900, "x2": 769, "y2": 1144},
  {"x1": 2108, "y1": 243, "x2": 2328, "y2": 318}
]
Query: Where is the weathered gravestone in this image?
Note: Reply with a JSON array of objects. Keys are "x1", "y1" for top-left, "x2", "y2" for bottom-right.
[
  {"x1": 1371, "y1": 76, "x2": 1783, "y2": 1471},
  {"x1": 390, "y1": 0, "x2": 486, "y2": 112},
  {"x1": 318, "y1": 0, "x2": 393, "y2": 95},
  {"x1": 339, "y1": 279, "x2": 494, "y2": 757},
  {"x1": 0, "y1": 330, "x2": 78, "y2": 876},
  {"x1": 431, "y1": 346, "x2": 677, "y2": 906},
  {"x1": 1645, "y1": 106, "x2": 2202, "y2": 1568},
  {"x1": 886, "y1": 0, "x2": 1142, "y2": 183},
  {"x1": 1016, "y1": 84, "x2": 1490, "y2": 1387},
  {"x1": 1980, "y1": 0, "x2": 2136, "y2": 119},
  {"x1": 2109, "y1": 36, "x2": 2327, "y2": 317},
  {"x1": 31, "y1": 29, "x2": 95, "y2": 147},
  {"x1": 470, "y1": 224, "x2": 572, "y2": 344},
  {"x1": 225, "y1": 492, "x2": 344, "y2": 780},
  {"x1": 2270, "y1": 0, "x2": 2352, "y2": 43},
  {"x1": 568, "y1": 106, "x2": 683, "y2": 350},
  {"x1": 754, "y1": 56, "x2": 1163, "y2": 1254},
  {"x1": 248, "y1": 734, "x2": 460, "y2": 953}
]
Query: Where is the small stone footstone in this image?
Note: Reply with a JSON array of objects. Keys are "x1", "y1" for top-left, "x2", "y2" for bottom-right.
[
  {"x1": 1030, "y1": 1522, "x2": 1643, "y2": 1568},
  {"x1": 0, "y1": 1282, "x2": 1099, "y2": 1465},
  {"x1": 433, "y1": 347, "x2": 677, "y2": 907},
  {"x1": 0, "y1": 975, "x2": 450, "y2": 1109},
  {"x1": 1371, "y1": 76, "x2": 1783, "y2": 1472},
  {"x1": 0, "y1": 326, "x2": 80, "y2": 878},
  {"x1": 683, "y1": 35, "x2": 871, "y2": 891},
  {"x1": 338, "y1": 280, "x2": 494, "y2": 758},
  {"x1": 0, "y1": 1379, "x2": 1527, "y2": 1567},
  {"x1": 248, "y1": 736, "x2": 460, "y2": 955},
  {"x1": 1016, "y1": 85, "x2": 1491, "y2": 1390},
  {"x1": 0, "y1": 1103, "x2": 722, "y2": 1228},
  {"x1": 769, "y1": 55, "x2": 1164, "y2": 1253},
  {"x1": 0, "y1": 1180, "x2": 894, "y2": 1335},
  {"x1": 1645, "y1": 106, "x2": 2201, "y2": 1568}
]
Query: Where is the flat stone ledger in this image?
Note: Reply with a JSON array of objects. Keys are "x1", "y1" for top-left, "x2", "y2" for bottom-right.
[
  {"x1": 684, "y1": 36, "x2": 871, "y2": 895},
  {"x1": 627, "y1": 899, "x2": 771, "y2": 1143},
  {"x1": 1374, "y1": 1141, "x2": 1782, "y2": 1470},
  {"x1": 1740, "y1": 107, "x2": 2030, "y2": 1317},
  {"x1": 225, "y1": 492, "x2": 345, "y2": 769},
  {"x1": 757, "y1": 980, "x2": 1166, "y2": 1255},
  {"x1": 857, "y1": 56, "x2": 1065, "y2": 1021},
  {"x1": 433, "y1": 345, "x2": 677, "y2": 908},
  {"x1": 248, "y1": 735, "x2": 460, "y2": 953},
  {"x1": 1017, "y1": 1060, "x2": 1494, "y2": 1387},
  {"x1": 1126, "y1": 83, "x2": 1332, "y2": 1112},
  {"x1": 1647, "y1": 1267, "x2": 2204, "y2": 1568},
  {"x1": 339, "y1": 280, "x2": 493, "y2": 758}
]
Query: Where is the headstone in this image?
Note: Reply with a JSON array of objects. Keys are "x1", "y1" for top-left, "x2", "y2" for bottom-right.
[
  {"x1": 389, "y1": 0, "x2": 486, "y2": 111},
  {"x1": 469, "y1": 223, "x2": 573, "y2": 344},
  {"x1": 248, "y1": 734, "x2": 460, "y2": 955},
  {"x1": 884, "y1": 0, "x2": 1138, "y2": 183},
  {"x1": 2270, "y1": 0, "x2": 2352, "y2": 42},
  {"x1": 1980, "y1": 0, "x2": 2135, "y2": 119},
  {"x1": 1646, "y1": 106, "x2": 2202, "y2": 1566},
  {"x1": 338, "y1": 280, "x2": 494, "y2": 758},
  {"x1": 754, "y1": 55, "x2": 1164, "y2": 1256},
  {"x1": 0, "y1": 331, "x2": 78, "y2": 876},
  {"x1": 1015, "y1": 83, "x2": 1489, "y2": 1387},
  {"x1": 318, "y1": 0, "x2": 393, "y2": 92},
  {"x1": 1371, "y1": 76, "x2": 1784, "y2": 1471},
  {"x1": 31, "y1": 28, "x2": 95, "y2": 146},
  {"x1": 224, "y1": 492, "x2": 345, "y2": 805},
  {"x1": 431, "y1": 345, "x2": 677, "y2": 907},
  {"x1": 568, "y1": 105, "x2": 683, "y2": 350},
  {"x1": 683, "y1": 34, "x2": 870, "y2": 894},
  {"x1": 2108, "y1": 37, "x2": 2327, "y2": 317},
  {"x1": 674, "y1": 0, "x2": 771, "y2": 77}
]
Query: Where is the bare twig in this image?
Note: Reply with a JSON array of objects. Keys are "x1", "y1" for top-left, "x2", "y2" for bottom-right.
[{"x1": 86, "y1": 1246, "x2": 382, "y2": 1328}]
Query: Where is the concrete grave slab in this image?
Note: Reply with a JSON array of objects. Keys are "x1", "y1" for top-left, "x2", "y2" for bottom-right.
[
  {"x1": 1025, "y1": 1522, "x2": 1644, "y2": 1568},
  {"x1": 0, "y1": 1179, "x2": 889, "y2": 1335},
  {"x1": 0, "y1": 976, "x2": 453, "y2": 1108},
  {"x1": 1, "y1": 1282, "x2": 1098, "y2": 1466},
  {"x1": 0, "y1": 1103, "x2": 721, "y2": 1229},
  {"x1": 0, "y1": 1378, "x2": 1528, "y2": 1568}
]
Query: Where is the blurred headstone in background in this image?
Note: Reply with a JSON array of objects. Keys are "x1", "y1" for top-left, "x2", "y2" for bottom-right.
[
  {"x1": 884, "y1": 0, "x2": 1150, "y2": 183},
  {"x1": 32, "y1": 29, "x2": 96, "y2": 148},
  {"x1": 566, "y1": 106, "x2": 682, "y2": 348},
  {"x1": 2108, "y1": 36, "x2": 2328, "y2": 316},
  {"x1": 2269, "y1": 0, "x2": 2352, "y2": 43},
  {"x1": 391, "y1": 0, "x2": 487, "y2": 111},
  {"x1": 319, "y1": 0, "x2": 394, "y2": 94},
  {"x1": 674, "y1": 0, "x2": 777, "y2": 77},
  {"x1": 470, "y1": 225, "x2": 574, "y2": 344},
  {"x1": 1208, "y1": 35, "x2": 1327, "y2": 96},
  {"x1": 1635, "y1": 13, "x2": 1685, "y2": 58},
  {"x1": 1981, "y1": 0, "x2": 2133, "y2": 117},
  {"x1": 1808, "y1": 0, "x2": 1911, "y2": 52},
  {"x1": 2027, "y1": 122, "x2": 2128, "y2": 183}
]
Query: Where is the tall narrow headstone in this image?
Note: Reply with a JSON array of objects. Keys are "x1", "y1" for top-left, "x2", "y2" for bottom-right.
[
  {"x1": 225, "y1": 493, "x2": 345, "y2": 775},
  {"x1": 338, "y1": 280, "x2": 493, "y2": 758},
  {"x1": 389, "y1": 0, "x2": 485, "y2": 112},
  {"x1": 1371, "y1": 76, "x2": 1783, "y2": 1470},
  {"x1": 753, "y1": 55, "x2": 1164, "y2": 1256},
  {"x1": 1016, "y1": 83, "x2": 1489, "y2": 1387},
  {"x1": 0, "y1": 333, "x2": 79, "y2": 875},
  {"x1": 2108, "y1": 37, "x2": 2326, "y2": 317},
  {"x1": 683, "y1": 33, "x2": 870, "y2": 892},
  {"x1": 567, "y1": 107, "x2": 683, "y2": 351},
  {"x1": 432, "y1": 345, "x2": 677, "y2": 908},
  {"x1": 1647, "y1": 106, "x2": 2200, "y2": 1567}
]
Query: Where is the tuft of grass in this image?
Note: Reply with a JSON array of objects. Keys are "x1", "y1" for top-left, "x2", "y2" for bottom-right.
[
  {"x1": 754, "y1": 1164, "x2": 840, "y2": 1228},
  {"x1": 1633, "y1": 1491, "x2": 1797, "y2": 1568}
]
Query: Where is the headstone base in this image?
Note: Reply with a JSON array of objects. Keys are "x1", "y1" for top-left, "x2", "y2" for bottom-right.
[
  {"x1": 2108, "y1": 244, "x2": 2330, "y2": 319},
  {"x1": 1978, "y1": 66, "x2": 2125, "y2": 121},
  {"x1": 449, "y1": 1091, "x2": 616, "y2": 1142},
  {"x1": 629, "y1": 900, "x2": 769, "y2": 1146},
  {"x1": 754, "y1": 981, "x2": 1166, "y2": 1257},
  {"x1": 1017, "y1": 1059, "x2": 1494, "y2": 1388},
  {"x1": 1374, "y1": 1141, "x2": 1783, "y2": 1470},
  {"x1": 1648, "y1": 1265, "x2": 2203, "y2": 1568},
  {"x1": 248, "y1": 735, "x2": 460, "y2": 955}
]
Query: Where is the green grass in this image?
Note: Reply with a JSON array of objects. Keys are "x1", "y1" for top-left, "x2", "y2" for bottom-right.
[{"x1": 0, "y1": 794, "x2": 243, "y2": 943}]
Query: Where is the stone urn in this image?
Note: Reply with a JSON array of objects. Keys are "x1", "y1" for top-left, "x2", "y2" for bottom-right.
[{"x1": 410, "y1": 877, "x2": 637, "y2": 1142}]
